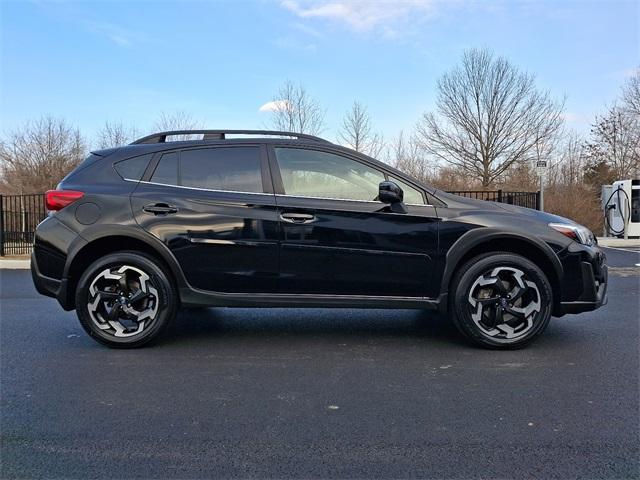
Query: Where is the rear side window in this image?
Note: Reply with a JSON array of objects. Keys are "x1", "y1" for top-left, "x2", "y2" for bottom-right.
[
  {"x1": 151, "y1": 152, "x2": 178, "y2": 185},
  {"x1": 114, "y1": 154, "x2": 153, "y2": 181},
  {"x1": 180, "y1": 147, "x2": 263, "y2": 193}
]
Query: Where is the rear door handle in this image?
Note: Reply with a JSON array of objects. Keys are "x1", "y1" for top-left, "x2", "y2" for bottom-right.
[
  {"x1": 280, "y1": 212, "x2": 316, "y2": 224},
  {"x1": 143, "y1": 203, "x2": 178, "y2": 215}
]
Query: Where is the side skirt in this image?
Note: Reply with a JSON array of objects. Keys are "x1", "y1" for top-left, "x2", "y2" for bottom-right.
[{"x1": 180, "y1": 287, "x2": 446, "y2": 310}]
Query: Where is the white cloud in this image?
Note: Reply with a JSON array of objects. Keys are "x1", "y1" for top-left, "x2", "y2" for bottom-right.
[
  {"x1": 86, "y1": 21, "x2": 136, "y2": 47},
  {"x1": 280, "y1": 0, "x2": 435, "y2": 32},
  {"x1": 31, "y1": 2, "x2": 142, "y2": 48},
  {"x1": 259, "y1": 100, "x2": 290, "y2": 113},
  {"x1": 293, "y1": 22, "x2": 323, "y2": 38}
]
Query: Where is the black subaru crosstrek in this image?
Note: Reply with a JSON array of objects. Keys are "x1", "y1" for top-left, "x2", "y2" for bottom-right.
[{"x1": 31, "y1": 130, "x2": 607, "y2": 349}]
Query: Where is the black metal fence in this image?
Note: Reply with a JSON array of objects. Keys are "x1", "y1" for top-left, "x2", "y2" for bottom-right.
[
  {"x1": 447, "y1": 190, "x2": 540, "y2": 210},
  {"x1": 0, "y1": 194, "x2": 46, "y2": 256},
  {"x1": 0, "y1": 189, "x2": 540, "y2": 256}
]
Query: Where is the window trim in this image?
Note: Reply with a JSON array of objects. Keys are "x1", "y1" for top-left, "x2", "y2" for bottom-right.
[
  {"x1": 269, "y1": 144, "x2": 431, "y2": 206},
  {"x1": 129, "y1": 179, "x2": 274, "y2": 196}
]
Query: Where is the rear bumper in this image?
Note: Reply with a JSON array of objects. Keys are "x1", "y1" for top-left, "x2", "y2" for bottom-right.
[
  {"x1": 31, "y1": 250, "x2": 59, "y2": 298},
  {"x1": 30, "y1": 215, "x2": 78, "y2": 310},
  {"x1": 30, "y1": 251, "x2": 73, "y2": 311},
  {"x1": 559, "y1": 256, "x2": 608, "y2": 315}
]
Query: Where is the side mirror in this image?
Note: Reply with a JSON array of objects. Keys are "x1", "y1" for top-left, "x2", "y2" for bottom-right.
[
  {"x1": 378, "y1": 181, "x2": 407, "y2": 213},
  {"x1": 379, "y1": 181, "x2": 404, "y2": 204}
]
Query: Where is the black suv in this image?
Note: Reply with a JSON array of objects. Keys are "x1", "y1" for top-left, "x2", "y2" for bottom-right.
[{"x1": 31, "y1": 130, "x2": 607, "y2": 349}]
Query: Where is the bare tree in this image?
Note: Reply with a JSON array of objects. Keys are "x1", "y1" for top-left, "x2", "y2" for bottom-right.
[
  {"x1": 548, "y1": 131, "x2": 588, "y2": 188},
  {"x1": 544, "y1": 132, "x2": 602, "y2": 232},
  {"x1": 268, "y1": 81, "x2": 325, "y2": 135},
  {"x1": 0, "y1": 116, "x2": 86, "y2": 194},
  {"x1": 391, "y1": 130, "x2": 431, "y2": 183},
  {"x1": 501, "y1": 119, "x2": 565, "y2": 191},
  {"x1": 338, "y1": 101, "x2": 385, "y2": 158},
  {"x1": 498, "y1": 161, "x2": 538, "y2": 191},
  {"x1": 96, "y1": 121, "x2": 139, "y2": 149},
  {"x1": 584, "y1": 104, "x2": 640, "y2": 180},
  {"x1": 153, "y1": 111, "x2": 203, "y2": 141},
  {"x1": 622, "y1": 68, "x2": 640, "y2": 116},
  {"x1": 416, "y1": 49, "x2": 565, "y2": 188}
]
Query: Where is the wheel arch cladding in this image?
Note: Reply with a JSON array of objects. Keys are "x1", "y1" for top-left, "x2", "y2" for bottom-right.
[
  {"x1": 442, "y1": 230, "x2": 563, "y2": 314},
  {"x1": 64, "y1": 232, "x2": 185, "y2": 309}
]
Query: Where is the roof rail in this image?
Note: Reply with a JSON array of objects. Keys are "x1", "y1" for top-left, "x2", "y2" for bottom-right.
[{"x1": 130, "y1": 129, "x2": 331, "y2": 145}]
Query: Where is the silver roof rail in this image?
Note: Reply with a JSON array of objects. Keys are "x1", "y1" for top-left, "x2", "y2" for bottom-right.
[{"x1": 130, "y1": 129, "x2": 331, "y2": 145}]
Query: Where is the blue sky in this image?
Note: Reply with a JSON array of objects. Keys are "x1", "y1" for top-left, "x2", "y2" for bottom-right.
[{"x1": 1, "y1": 0, "x2": 638, "y2": 145}]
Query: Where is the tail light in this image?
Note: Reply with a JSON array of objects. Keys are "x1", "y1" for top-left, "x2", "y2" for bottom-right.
[{"x1": 45, "y1": 190, "x2": 84, "y2": 211}]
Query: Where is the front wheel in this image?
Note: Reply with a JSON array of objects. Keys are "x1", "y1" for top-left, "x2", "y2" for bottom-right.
[
  {"x1": 450, "y1": 253, "x2": 553, "y2": 349},
  {"x1": 75, "y1": 251, "x2": 178, "y2": 348}
]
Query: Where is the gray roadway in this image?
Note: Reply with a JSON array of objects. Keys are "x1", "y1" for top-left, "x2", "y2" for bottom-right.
[{"x1": 1, "y1": 248, "x2": 639, "y2": 479}]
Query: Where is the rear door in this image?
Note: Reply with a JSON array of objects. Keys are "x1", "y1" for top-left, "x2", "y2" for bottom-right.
[
  {"x1": 131, "y1": 144, "x2": 279, "y2": 293},
  {"x1": 270, "y1": 146, "x2": 439, "y2": 298}
]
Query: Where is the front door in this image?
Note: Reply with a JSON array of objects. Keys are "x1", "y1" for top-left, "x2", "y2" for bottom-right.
[
  {"x1": 131, "y1": 145, "x2": 279, "y2": 293},
  {"x1": 271, "y1": 146, "x2": 439, "y2": 298}
]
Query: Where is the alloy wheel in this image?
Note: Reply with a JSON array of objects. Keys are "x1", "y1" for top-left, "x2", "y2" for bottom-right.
[
  {"x1": 467, "y1": 266, "x2": 542, "y2": 340},
  {"x1": 87, "y1": 265, "x2": 159, "y2": 338}
]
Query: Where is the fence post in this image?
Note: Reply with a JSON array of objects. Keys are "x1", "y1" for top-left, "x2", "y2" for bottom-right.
[
  {"x1": 497, "y1": 189, "x2": 503, "y2": 203},
  {"x1": 0, "y1": 194, "x2": 4, "y2": 257}
]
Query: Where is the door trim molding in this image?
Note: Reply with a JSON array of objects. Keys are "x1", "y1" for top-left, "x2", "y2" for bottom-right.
[{"x1": 281, "y1": 242, "x2": 431, "y2": 259}]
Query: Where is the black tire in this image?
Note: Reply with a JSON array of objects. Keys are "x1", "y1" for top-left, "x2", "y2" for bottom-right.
[
  {"x1": 75, "y1": 251, "x2": 178, "y2": 348},
  {"x1": 449, "y1": 252, "x2": 553, "y2": 349}
]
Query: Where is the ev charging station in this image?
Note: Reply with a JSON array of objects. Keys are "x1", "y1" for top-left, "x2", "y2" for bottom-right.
[{"x1": 602, "y1": 179, "x2": 640, "y2": 239}]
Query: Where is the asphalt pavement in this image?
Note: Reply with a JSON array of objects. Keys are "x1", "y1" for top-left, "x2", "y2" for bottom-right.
[{"x1": 1, "y1": 248, "x2": 639, "y2": 479}]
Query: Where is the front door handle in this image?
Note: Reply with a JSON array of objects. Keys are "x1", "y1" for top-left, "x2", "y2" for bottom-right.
[
  {"x1": 280, "y1": 212, "x2": 316, "y2": 224},
  {"x1": 143, "y1": 203, "x2": 178, "y2": 215}
]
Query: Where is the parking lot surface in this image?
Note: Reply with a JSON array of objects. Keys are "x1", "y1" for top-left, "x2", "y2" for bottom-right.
[{"x1": 1, "y1": 248, "x2": 639, "y2": 479}]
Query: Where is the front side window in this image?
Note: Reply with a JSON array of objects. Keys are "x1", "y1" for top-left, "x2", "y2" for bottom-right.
[
  {"x1": 180, "y1": 147, "x2": 262, "y2": 193},
  {"x1": 275, "y1": 148, "x2": 385, "y2": 202}
]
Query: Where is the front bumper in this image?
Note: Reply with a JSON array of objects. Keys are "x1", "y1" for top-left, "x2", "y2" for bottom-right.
[{"x1": 559, "y1": 248, "x2": 608, "y2": 315}]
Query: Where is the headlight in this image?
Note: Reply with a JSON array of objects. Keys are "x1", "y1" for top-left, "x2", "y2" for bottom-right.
[{"x1": 549, "y1": 223, "x2": 595, "y2": 246}]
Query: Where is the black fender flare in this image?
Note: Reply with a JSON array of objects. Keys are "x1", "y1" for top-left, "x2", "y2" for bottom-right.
[{"x1": 440, "y1": 228, "x2": 564, "y2": 295}]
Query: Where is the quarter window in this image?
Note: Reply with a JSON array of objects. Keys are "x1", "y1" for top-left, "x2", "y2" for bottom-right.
[
  {"x1": 180, "y1": 147, "x2": 262, "y2": 193},
  {"x1": 275, "y1": 148, "x2": 385, "y2": 202},
  {"x1": 389, "y1": 176, "x2": 425, "y2": 205},
  {"x1": 114, "y1": 154, "x2": 153, "y2": 181}
]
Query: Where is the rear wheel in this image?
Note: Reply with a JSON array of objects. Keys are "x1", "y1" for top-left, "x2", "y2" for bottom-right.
[
  {"x1": 450, "y1": 253, "x2": 553, "y2": 349},
  {"x1": 75, "y1": 251, "x2": 177, "y2": 348}
]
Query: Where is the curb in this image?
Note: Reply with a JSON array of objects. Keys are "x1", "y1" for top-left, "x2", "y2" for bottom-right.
[
  {"x1": 597, "y1": 237, "x2": 640, "y2": 248},
  {"x1": 0, "y1": 259, "x2": 31, "y2": 270}
]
